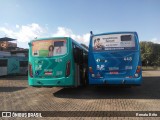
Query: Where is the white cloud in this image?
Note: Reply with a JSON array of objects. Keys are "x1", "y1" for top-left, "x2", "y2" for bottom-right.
[
  {"x1": 0, "y1": 23, "x2": 45, "y2": 42},
  {"x1": 1, "y1": 23, "x2": 159, "y2": 49},
  {"x1": 150, "y1": 38, "x2": 160, "y2": 44},
  {"x1": 0, "y1": 25, "x2": 90, "y2": 48},
  {"x1": 16, "y1": 24, "x2": 19, "y2": 28},
  {"x1": 53, "y1": 27, "x2": 90, "y2": 45},
  {"x1": 142, "y1": 38, "x2": 160, "y2": 44},
  {"x1": 0, "y1": 23, "x2": 46, "y2": 48}
]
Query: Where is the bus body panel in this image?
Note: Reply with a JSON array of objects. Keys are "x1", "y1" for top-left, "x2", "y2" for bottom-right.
[
  {"x1": 28, "y1": 76, "x2": 74, "y2": 87},
  {"x1": 29, "y1": 37, "x2": 73, "y2": 86},
  {"x1": 28, "y1": 37, "x2": 88, "y2": 87},
  {"x1": 88, "y1": 32, "x2": 142, "y2": 86},
  {"x1": 19, "y1": 67, "x2": 28, "y2": 75},
  {"x1": 18, "y1": 57, "x2": 28, "y2": 75},
  {"x1": 0, "y1": 57, "x2": 28, "y2": 76},
  {"x1": 89, "y1": 76, "x2": 142, "y2": 85},
  {"x1": 7, "y1": 58, "x2": 19, "y2": 75},
  {"x1": 28, "y1": 56, "x2": 75, "y2": 86}
]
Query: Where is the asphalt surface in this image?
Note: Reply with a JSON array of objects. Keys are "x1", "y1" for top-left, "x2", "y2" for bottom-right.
[{"x1": 0, "y1": 71, "x2": 160, "y2": 120}]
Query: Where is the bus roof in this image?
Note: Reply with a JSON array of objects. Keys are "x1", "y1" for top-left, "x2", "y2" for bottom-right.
[
  {"x1": 92, "y1": 31, "x2": 138, "y2": 37},
  {"x1": 72, "y1": 39, "x2": 88, "y2": 52},
  {"x1": 29, "y1": 37, "x2": 70, "y2": 42}
]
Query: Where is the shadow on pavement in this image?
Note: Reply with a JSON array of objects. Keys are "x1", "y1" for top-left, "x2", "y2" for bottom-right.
[
  {"x1": 53, "y1": 76, "x2": 160, "y2": 99},
  {"x1": 0, "y1": 76, "x2": 27, "y2": 80},
  {"x1": 0, "y1": 87, "x2": 27, "y2": 92}
]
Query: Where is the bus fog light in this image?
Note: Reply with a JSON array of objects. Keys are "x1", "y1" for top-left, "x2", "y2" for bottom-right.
[{"x1": 135, "y1": 73, "x2": 138, "y2": 77}]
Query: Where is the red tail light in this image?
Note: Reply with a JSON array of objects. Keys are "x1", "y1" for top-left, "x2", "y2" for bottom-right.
[
  {"x1": 136, "y1": 69, "x2": 140, "y2": 73},
  {"x1": 29, "y1": 63, "x2": 33, "y2": 77},
  {"x1": 66, "y1": 61, "x2": 71, "y2": 77},
  {"x1": 89, "y1": 67, "x2": 93, "y2": 73},
  {"x1": 136, "y1": 66, "x2": 141, "y2": 73}
]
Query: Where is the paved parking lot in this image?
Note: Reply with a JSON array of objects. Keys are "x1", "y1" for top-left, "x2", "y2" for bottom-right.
[{"x1": 0, "y1": 71, "x2": 160, "y2": 119}]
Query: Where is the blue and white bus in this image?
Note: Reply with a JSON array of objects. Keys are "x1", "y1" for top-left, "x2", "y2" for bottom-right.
[{"x1": 88, "y1": 32, "x2": 142, "y2": 86}]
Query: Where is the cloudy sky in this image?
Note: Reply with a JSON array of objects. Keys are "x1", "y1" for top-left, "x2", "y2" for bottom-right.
[{"x1": 0, "y1": 0, "x2": 160, "y2": 48}]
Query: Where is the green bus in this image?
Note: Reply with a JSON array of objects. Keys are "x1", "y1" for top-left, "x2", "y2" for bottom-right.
[{"x1": 28, "y1": 37, "x2": 88, "y2": 87}]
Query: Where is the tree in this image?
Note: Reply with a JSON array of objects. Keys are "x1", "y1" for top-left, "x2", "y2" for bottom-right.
[{"x1": 140, "y1": 41, "x2": 160, "y2": 66}]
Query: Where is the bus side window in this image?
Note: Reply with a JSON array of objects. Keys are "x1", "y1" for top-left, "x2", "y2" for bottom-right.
[
  {"x1": 72, "y1": 42, "x2": 84, "y2": 64},
  {"x1": 0, "y1": 59, "x2": 7, "y2": 67},
  {"x1": 73, "y1": 47, "x2": 82, "y2": 64},
  {"x1": 83, "y1": 51, "x2": 88, "y2": 64},
  {"x1": 79, "y1": 49, "x2": 83, "y2": 64},
  {"x1": 77, "y1": 48, "x2": 82, "y2": 64},
  {"x1": 73, "y1": 44, "x2": 79, "y2": 63}
]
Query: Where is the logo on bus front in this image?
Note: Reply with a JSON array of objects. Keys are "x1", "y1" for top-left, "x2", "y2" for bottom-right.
[{"x1": 97, "y1": 65, "x2": 105, "y2": 70}]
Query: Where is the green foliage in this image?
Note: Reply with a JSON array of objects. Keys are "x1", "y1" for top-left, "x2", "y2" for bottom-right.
[{"x1": 140, "y1": 41, "x2": 160, "y2": 66}]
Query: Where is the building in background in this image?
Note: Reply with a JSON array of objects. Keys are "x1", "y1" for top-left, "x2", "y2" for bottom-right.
[
  {"x1": 0, "y1": 37, "x2": 28, "y2": 57},
  {"x1": 0, "y1": 37, "x2": 28, "y2": 76}
]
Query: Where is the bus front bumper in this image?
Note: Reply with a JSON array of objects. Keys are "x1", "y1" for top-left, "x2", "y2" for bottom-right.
[
  {"x1": 28, "y1": 77, "x2": 75, "y2": 87},
  {"x1": 89, "y1": 77, "x2": 142, "y2": 86}
]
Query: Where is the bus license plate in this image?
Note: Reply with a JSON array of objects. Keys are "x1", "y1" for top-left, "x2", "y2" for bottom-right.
[
  {"x1": 110, "y1": 71, "x2": 118, "y2": 74},
  {"x1": 45, "y1": 72, "x2": 52, "y2": 75}
]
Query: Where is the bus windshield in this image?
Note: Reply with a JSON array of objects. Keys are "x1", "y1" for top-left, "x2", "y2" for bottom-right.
[
  {"x1": 92, "y1": 34, "x2": 136, "y2": 51},
  {"x1": 32, "y1": 39, "x2": 67, "y2": 57}
]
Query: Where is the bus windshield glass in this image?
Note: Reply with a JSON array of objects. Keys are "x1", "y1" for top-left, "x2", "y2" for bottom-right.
[
  {"x1": 32, "y1": 39, "x2": 67, "y2": 57},
  {"x1": 92, "y1": 34, "x2": 135, "y2": 51}
]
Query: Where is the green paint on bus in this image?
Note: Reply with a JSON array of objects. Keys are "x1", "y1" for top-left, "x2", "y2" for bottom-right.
[{"x1": 28, "y1": 37, "x2": 88, "y2": 87}]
